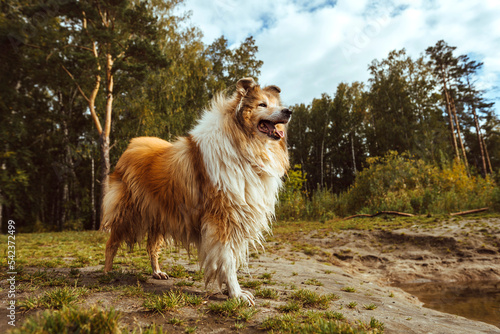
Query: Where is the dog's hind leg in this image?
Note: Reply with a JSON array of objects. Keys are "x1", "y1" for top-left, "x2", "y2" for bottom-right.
[
  {"x1": 104, "y1": 230, "x2": 121, "y2": 273},
  {"x1": 147, "y1": 233, "x2": 168, "y2": 279}
]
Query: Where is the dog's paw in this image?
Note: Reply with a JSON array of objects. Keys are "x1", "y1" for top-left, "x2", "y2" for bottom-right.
[
  {"x1": 237, "y1": 290, "x2": 255, "y2": 306},
  {"x1": 152, "y1": 271, "x2": 169, "y2": 280}
]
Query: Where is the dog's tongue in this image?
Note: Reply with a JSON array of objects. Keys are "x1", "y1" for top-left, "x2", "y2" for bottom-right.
[{"x1": 260, "y1": 121, "x2": 284, "y2": 139}]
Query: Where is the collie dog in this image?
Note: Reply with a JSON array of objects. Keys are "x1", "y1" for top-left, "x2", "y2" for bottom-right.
[{"x1": 101, "y1": 78, "x2": 291, "y2": 304}]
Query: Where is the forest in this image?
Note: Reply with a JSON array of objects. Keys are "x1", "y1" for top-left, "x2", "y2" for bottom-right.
[{"x1": 1, "y1": 0, "x2": 499, "y2": 232}]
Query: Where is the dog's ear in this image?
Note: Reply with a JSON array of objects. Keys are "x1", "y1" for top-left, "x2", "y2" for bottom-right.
[
  {"x1": 264, "y1": 85, "x2": 281, "y2": 95},
  {"x1": 236, "y1": 77, "x2": 257, "y2": 95}
]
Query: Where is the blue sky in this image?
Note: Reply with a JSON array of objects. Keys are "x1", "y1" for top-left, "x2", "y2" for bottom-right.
[{"x1": 181, "y1": 0, "x2": 500, "y2": 110}]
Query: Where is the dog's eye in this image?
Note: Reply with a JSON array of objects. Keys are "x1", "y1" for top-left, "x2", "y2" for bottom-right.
[{"x1": 258, "y1": 103, "x2": 267, "y2": 108}]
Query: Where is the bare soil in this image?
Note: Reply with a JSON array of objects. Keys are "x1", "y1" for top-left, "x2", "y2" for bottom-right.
[{"x1": 1, "y1": 217, "x2": 500, "y2": 333}]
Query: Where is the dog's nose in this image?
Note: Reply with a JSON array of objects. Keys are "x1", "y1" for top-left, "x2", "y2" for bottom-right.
[{"x1": 282, "y1": 108, "x2": 292, "y2": 117}]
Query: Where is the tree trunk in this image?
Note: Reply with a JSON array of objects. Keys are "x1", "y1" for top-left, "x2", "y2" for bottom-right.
[
  {"x1": 91, "y1": 155, "x2": 96, "y2": 230},
  {"x1": 441, "y1": 65, "x2": 460, "y2": 160},
  {"x1": 471, "y1": 105, "x2": 488, "y2": 177},
  {"x1": 0, "y1": 148, "x2": 5, "y2": 233},
  {"x1": 320, "y1": 138, "x2": 324, "y2": 188},
  {"x1": 99, "y1": 133, "x2": 110, "y2": 221},
  {"x1": 0, "y1": 192, "x2": 3, "y2": 233},
  {"x1": 98, "y1": 52, "x2": 114, "y2": 226},
  {"x1": 450, "y1": 97, "x2": 469, "y2": 174},
  {"x1": 482, "y1": 135, "x2": 493, "y2": 174},
  {"x1": 351, "y1": 133, "x2": 357, "y2": 174}
]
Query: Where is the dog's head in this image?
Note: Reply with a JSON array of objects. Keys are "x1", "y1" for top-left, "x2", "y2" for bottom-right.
[{"x1": 233, "y1": 78, "x2": 292, "y2": 141}]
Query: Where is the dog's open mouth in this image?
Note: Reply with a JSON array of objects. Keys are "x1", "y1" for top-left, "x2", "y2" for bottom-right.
[{"x1": 258, "y1": 120, "x2": 286, "y2": 140}]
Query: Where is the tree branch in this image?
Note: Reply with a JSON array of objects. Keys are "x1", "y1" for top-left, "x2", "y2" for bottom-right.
[
  {"x1": 450, "y1": 207, "x2": 489, "y2": 216},
  {"x1": 343, "y1": 211, "x2": 415, "y2": 220},
  {"x1": 61, "y1": 65, "x2": 90, "y2": 103},
  {"x1": 61, "y1": 64, "x2": 103, "y2": 135}
]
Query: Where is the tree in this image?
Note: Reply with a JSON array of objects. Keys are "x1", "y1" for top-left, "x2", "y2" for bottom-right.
[
  {"x1": 456, "y1": 55, "x2": 495, "y2": 176},
  {"x1": 426, "y1": 40, "x2": 468, "y2": 167},
  {"x1": 366, "y1": 49, "x2": 447, "y2": 162},
  {"x1": 206, "y1": 36, "x2": 263, "y2": 97},
  {"x1": 52, "y1": 0, "x2": 169, "y2": 225}
]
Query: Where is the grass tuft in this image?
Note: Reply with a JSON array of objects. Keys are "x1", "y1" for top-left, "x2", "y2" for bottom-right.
[
  {"x1": 10, "y1": 306, "x2": 121, "y2": 334},
  {"x1": 370, "y1": 317, "x2": 385, "y2": 331},
  {"x1": 254, "y1": 288, "x2": 279, "y2": 300},
  {"x1": 304, "y1": 278, "x2": 324, "y2": 286},
  {"x1": 347, "y1": 301, "x2": 358, "y2": 309},
  {"x1": 341, "y1": 286, "x2": 357, "y2": 293},
  {"x1": 20, "y1": 286, "x2": 88, "y2": 310},
  {"x1": 168, "y1": 265, "x2": 189, "y2": 278},
  {"x1": 289, "y1": 289, "x2": 336, "y2": 309},
  {"x1": 208, "y1": 298, "x2": 258, "y2": 321},
  {"x1": 277, "y1": 300, "x2": 302, "y2": 313},
  {"x1": 364, "y1": 303, "x2": 378, "y2": 310},
  {"x1": 240, "y1": 280, "x2": 262, "y2": 289},
  {"x1": 143, "y1": 290, "x2": 203, "y2": 314}
]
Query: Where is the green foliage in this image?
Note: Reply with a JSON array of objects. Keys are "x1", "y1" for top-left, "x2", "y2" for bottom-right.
[
  {"x1": 10, "y1": 306, "x2": 122, "y2": 334},
  {"x1": 340, "y1": 151, "x2": 496, "y2": 215},
  {"x1": 279, "y1": 151, "x2": 498, "y2": 218},
  {"x1": 277, "y1": 165, "x2": 308, "y2": 221},
  {"x1": 1, "y1": 0, "x2": 498, "y2": 238},
  {"x1": 0, "y1": 0, "x2": 264, "y2": 231}
]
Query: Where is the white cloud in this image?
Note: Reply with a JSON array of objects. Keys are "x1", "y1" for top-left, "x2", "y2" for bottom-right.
[{"x1": 182, "y1": 0, "x2": 500, "y2": 108}]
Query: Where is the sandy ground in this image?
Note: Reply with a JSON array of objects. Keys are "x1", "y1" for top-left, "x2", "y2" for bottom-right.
[{"x1": 1, "y1": 217, "x2": 500, "y2": 333}]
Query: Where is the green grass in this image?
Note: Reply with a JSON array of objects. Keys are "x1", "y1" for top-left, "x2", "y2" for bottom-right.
[
  {"x1": 168, "y1": 264, "x2": 190, "y2": 278},
  {"x1": 140, "y1": 324, "x2": 170, "y2": 334},
  {"x1": 143, "y1": 290, "x2": 203, "y2": 314},
  {"x1": 254, "y1": 287, "x2": 280, "y2": 300},
  {"x1": 370, "y1": 317, "x2": 385, "y2": 331},
  {"x1": 20, "y1": 286, "x2": 89, "y2": 310},
  {"x1": 341, "y1": 286, "x2": 357, "y2": 293},
  {"x1": 277, "y1": 301, "x2": 302, "y2": 313},
  {"x1": 324, "y1": 311, "x2": 345, "y2": 320},
  {"x1": 10, "y1": 306, "x2": 122, "y2": 334},
  {"x1": 304, "y1": 278, "x2": 323, "y2": 286},
  {"x1": 261, "y1": 311, "x2": 373, "y2": 333},
  {"x1": 168, "y1": 317, "x2": 184, "y2": 326},
  {"x1": 347, "y1": 301, "x2": 358, "y2": 309},
  {"x1": 258, "y1": 272, "x2": 273, "y2": 280},
  {"x1": 364, "y1": 303, "x2": 378, "y2": 310},
  {"x1": 240, "y1": 280, "x2": 262, "y2": 289},
  {"x1": 175, "y1": 280, "x2": 195, "y2": 287},
  {"x1": 208, "y1": 298, "x2": 258, "y2": 321},
  {"x1": 185, "y1": 326, "x2": 197, "y2": 333},
  {"x1": 289, "y1": 289, "x2": 337, "y2": 309}
]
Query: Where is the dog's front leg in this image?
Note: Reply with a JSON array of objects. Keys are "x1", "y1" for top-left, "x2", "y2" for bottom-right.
[{"x1": 200, "y1": 225, "x2": 255, "y2": 306}]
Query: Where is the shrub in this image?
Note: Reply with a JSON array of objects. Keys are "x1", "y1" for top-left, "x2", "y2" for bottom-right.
[
  {"x1": 278, "y1": 151, "x2": 498, "y2": 218},
  {"x1": 339, "y1": 152, "x2": 496, "y2": 215}
]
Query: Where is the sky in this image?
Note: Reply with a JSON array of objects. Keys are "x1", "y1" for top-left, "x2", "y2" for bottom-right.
[{"x1": 180, "y1": 0, "x2": 500, "y2": 109}]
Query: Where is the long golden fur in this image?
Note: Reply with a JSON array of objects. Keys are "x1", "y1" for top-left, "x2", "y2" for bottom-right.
[{"x1": 101, "y1": 78, "x2": 291, "y2": 304}]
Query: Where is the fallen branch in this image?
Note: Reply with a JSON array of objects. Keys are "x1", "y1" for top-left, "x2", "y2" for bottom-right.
[
  {"x1": 343, "y1": 207, "x2": 490, "y2": 220},
  {"x1": 450, "y1": 207, "x2": 489, "y2": 216},
  {"x1": 343, "y1": 211, "x2": 415, "y2": 220}
]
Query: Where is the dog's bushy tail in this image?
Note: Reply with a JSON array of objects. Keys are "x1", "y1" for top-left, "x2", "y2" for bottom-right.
[{"x1": 99, "y1": 174, "x2": 125, "y2": 233}]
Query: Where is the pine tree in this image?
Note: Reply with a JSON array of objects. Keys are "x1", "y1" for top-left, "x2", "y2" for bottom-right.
[
  {"x1": 456, "y1": 55, "x2": 495, "y2": 176},
  {"x1": 426, "y1": 40, "x2": 464, "y2": 163}
]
